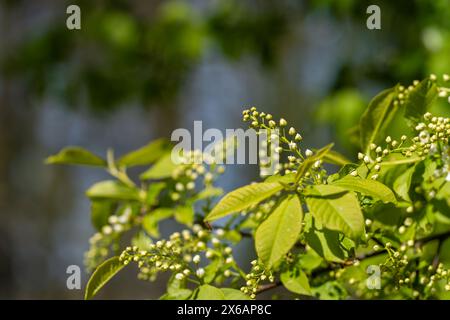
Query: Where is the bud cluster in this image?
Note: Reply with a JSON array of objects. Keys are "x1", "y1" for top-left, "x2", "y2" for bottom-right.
[
  {"x1": 118, "y1": 226, "x2": 241, "y2": 284},
  {"x1": 242, "y1": 107, "x2": 328, "y2": 184},
  {"x1": 85, "y1": 207, "x2": 134, "y2": 271},
  {"x1": 240, "y1": 260, "x2": 274, "y2": 299},
  {"x1": 170, "y1": 150, "x2": 225, "y2": 202}
]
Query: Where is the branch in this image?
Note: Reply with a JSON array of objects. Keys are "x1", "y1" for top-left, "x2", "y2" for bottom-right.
[{"x1": 256, "y1": 230, "x2": 450, "y2": 295}]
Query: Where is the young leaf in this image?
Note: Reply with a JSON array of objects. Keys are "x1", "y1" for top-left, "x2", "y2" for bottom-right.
[
  {"x1": 321, "y1": 150, "x2": 351, "y2": 166},
  {"x1": 221, "y1": 288, "x2": 250, "y2": 300},
  {"x1": 85, "y1": 256, "x2": 125, "y2": 300},
  {"x1": 205, "y1": 182, "x2": 283, "y2": 221},
  {"x1": 404, "y1": 78, "x2": 437, "y2": 124},
  {"x1": 142, "y1": 208, "x2": 174, "y2": 238},
  {"x1": 140, "y1": 152, "x2": 177, "y2": 180},
  {"x1": 117, "y1": 138, "x2": 170, "y2": 167},
  {"x1": 174, "y1": 205, "x2": 194, "y2": 226},
  {"x1": 203, "y1": 259, "x2": 221, "y2": 284},
  {"x1": 295, "y1": 143, "x2": 334, "y2": 183},
  {"x1": 393, "y1": 166, "x2": 415, "y2": 201},
  {"x1": 331, "y1": 176, "x2": 396, "y2": 203},
  {"x1": 91, "y1": 200, "x2": 115, "y2": 231},
  {"x1": 305, "y1": 185, "x2": 364, "y2": 240},
  {"x1": 86, "y1": 180, "x2": 141, "y2": 201},
  {"x1": 131, "y1": 231, "x2": 154, "y2": 251},
  {"x1": 196, "y1": 284, "x2": 225, "y2": 300},
  {"x1": 160, "y1": 289, "x2": 193, "y2": 300},
  {"x1": 264, "y1": 172, "x2": 295, "y2": 184},
  {"x1": 359, "y1": 87, "x2": 398, "y2": 154},
  {"x1": 146, "y1": 182, "x2": 166, "y2": 206},
  {"x1": 195, "y1": 186, "x2": 224, "y2": 200},
  {"x1": 280, "y1": 269, "x2": 312, "y2": 296},
  {"x1": 255, "y1": 195, "x2": 303, "y2": 268},
  {"x1": 45, "y1": 147, "x2": 106, "y2": 167}
]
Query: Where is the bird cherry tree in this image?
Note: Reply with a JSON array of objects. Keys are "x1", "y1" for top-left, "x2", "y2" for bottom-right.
[{"x1": 47, "y1": 75, "x2": 450, "y2": 300}]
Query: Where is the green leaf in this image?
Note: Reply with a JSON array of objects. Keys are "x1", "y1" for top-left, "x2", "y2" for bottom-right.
[
  {"x1": 196, "y1": 284, "x2": 225, "y2": 300},
  {"x1": 331, "y1": 176, "x2": 396, "y2": 203},
  {"x1": 295, "y1": 143, "x2": 334, "y2": 183},
  {"x1": 305, "y1": 185, "x2": 364, "y2": 240},
  {"x1": 264, "y1": 173, "x2": 295, "y2": 184},
  {"x1": 321, "y1": 150, "x2": 352, "y2": 166},
  {"x1": 160, "y1": 289, "x2": 193, "y2": 300},
  {"x1": 359, "y1": 87, "x2": 398, "y2": 154},
  {"x1": 174, "y1": 205, "x2": 194, "y2": 226},
  {"x1": 221, "y1": 288, "x2": 250, "y2": 300},
  {"x1": 91, "y1": 200, "x2": 115, "y2": 231},
  {"x1": 85, "y1": 256, "x2": 125, "y2": 300},
  {"x1": 280, "y1": 269, "x2": 312, "y2": 296},
  {"x1": 86, "y1": 180, "x2": 141, "y2": 201},
  {"x1": 195, "y1": 187, "x2": 224, "y2": 200},
  {"x1": 117, "y1": 138, "x2": 170, "y2": 167},
  {"x1": 45, "y1": 147, "x2": 106, "y2": 167},
  {"x1": 205, "y1": 182, "x2": 283, "y2": 221},
  {"x1": 140, "y1": 152, "x2": 177, "y2": 180},
  {"x1": 161, "y1": 275, "x2": 192, "y2": 300},
  {"x1": 142, "y1": 208, "x2": 174, "y2": 238},
  {"x1": 131, "y1": 231, "x2": 153, "y2": 251},
  {"x1": 393, "y1": 166, "x2": 415, "y2": 201},
  {"x1": 312, "y1": 281, "x2": 347, "y2": 300},
  {"x1": 204, "y1": 259, "x2": 220, "y2": 284},
  {"x1": 146, "y1": 182, "x2": 166, "y2": 206},
  {"x1": 223, "y1": 230, "x2": 242, "y2": 243},
  {"x1": 255, "y1": 195, "x2": 303, "y2": 268},
  {"x1": 298, "y1": 249, "x2": 323, "y2": 271},
  {"x1": 404, "y1": 78, "x2": 438, "y2": 124},
  {"x1": 304, "y1": 224, "x2": 351, "y2": 263}
]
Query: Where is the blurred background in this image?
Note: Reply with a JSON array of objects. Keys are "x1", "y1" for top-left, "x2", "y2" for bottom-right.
[{"x1": 0, "y1": 0, "x2": 449, "y2": 299}]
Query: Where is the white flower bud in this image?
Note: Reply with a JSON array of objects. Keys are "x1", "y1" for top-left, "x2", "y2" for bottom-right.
[
  {"x1": 279, "y1": 118, "x2": 287, "y2": 126},
  {"x1": 288, "y1": 127, "x2": 296, "y2": 135},
  {"x1": 175, "y1": 183, "x2": 184, "y2": 191},
  {"x1": 193, "y1": 255, "x2": 201, "y2": 264},
  {"x1": 305, "y1": 149, "x2": 313, "y2": 157},
  {"x1": 102, "y1": 225, "x2": 113, "y2": 235},
  {"x1": 175, "y1": 273, "x2": 184, "y2": 280},
  {"x1": 186, "y1": 181, "x2": 195, "y2": 190},
  {"x1": 196, "y1": 268, "x2": 205, "y2": 278}
]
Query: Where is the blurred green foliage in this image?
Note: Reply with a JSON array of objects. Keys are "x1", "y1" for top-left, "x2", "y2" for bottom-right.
[
  {"x1": 2, "y1": 0, "x2": 289, "y2": 111},
  {"x1": 1, "y1": 0, "x2": 449, "y2": 119}
]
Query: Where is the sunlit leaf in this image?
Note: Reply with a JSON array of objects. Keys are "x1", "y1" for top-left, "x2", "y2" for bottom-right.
[
  {"x1": 205, "y1": 182, "x2": 283, "y2": 221},
  {"x1": 85, "y1": 257, "x2": 125, "y2": 300},
  {"x1": 46, "y1": 147, "x2": 106, "y2": 167},
  {"x1": 255, "y1": 195, "x2": 303, "y2": 268}
]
